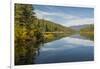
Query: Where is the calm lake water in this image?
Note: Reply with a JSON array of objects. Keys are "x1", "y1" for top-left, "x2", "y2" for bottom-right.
[
  {"x1": 15, "y1": 34, "x2": 94, "y2": 65},
  {"x1": 34, "y1": 34, "x2": 94, "y2": 64}
]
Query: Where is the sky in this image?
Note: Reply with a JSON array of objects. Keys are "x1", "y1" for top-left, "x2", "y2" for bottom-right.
[{"x1": 33, "y1": 5, "x2": 94, "y2": 27}]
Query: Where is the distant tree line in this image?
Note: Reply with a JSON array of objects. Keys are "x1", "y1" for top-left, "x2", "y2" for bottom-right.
[{"x1": 80, "y1": 24, "x2": 94, "y2": 40}]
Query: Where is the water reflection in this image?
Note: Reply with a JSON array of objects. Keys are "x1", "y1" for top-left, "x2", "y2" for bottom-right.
[
  {"x1": 34, "y1": 35, "x2": 94, "y2": 64},
  {"x1": 15, "y1": 40, "x2": 42, "y2": 65},
  {"x1": 15, "y1": 34, "x2": 94, "y2": 65}
]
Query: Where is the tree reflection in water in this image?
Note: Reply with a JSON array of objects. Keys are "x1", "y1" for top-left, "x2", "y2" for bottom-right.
[
  {"x1": 15, "y1": 33, "x2": 71, "y2": 65},
  {"x1": 15, "y1": 39, "x2": 42, "y2": 65},
  {"x1": 15, "y1": 33, "x2": 94, "y2": 65}
]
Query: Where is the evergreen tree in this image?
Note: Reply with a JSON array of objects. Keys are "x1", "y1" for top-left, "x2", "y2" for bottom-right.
[{"x1": 15, "y1": 4, "x2": 35, "y2": 30}]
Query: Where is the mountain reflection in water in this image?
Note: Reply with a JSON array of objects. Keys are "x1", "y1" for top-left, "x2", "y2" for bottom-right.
[{"x1": 15, "y1": 34, "x2": 94, "y2": 65}]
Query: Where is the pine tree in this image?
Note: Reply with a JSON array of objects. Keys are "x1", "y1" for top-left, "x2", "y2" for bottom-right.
[{"x1": 15, "y1": 4, "x2": 35, "y2": 30}]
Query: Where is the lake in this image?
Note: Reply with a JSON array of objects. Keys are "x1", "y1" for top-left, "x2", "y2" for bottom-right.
[{"x1": 15, "y1": 34, "x2": 94, "y2": 65}]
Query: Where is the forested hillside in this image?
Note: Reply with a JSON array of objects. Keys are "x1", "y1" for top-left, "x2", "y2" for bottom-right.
[
  {"x1": 80, "y1": 24, "x2": 94, "y2": 40},
  {"x1": 32, "y1": 18, "x2": 74, "y2": 33}
]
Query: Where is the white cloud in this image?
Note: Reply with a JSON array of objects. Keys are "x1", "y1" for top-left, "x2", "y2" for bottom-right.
[
  {"x1": 64, "y1": 18, "x2": 94, "y2": 27},
  {"x1": 34, "y1": 9, "x2": 77, "y2": 20},
  {"x1": 34, "y1": 9, "x2": 94, "y2": 27}
]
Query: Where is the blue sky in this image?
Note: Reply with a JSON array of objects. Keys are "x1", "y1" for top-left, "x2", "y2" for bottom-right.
[{"x1": 33, "y1": 5, "x2": 94, "y2": 27}]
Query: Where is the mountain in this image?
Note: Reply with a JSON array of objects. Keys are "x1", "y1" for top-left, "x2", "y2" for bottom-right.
[
  {"x1": 32, "y1": 18, "x2": 75, "y2": 33},
  {"x1": 70, "y1": 24, "x2": 94, "y2": 31}
]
